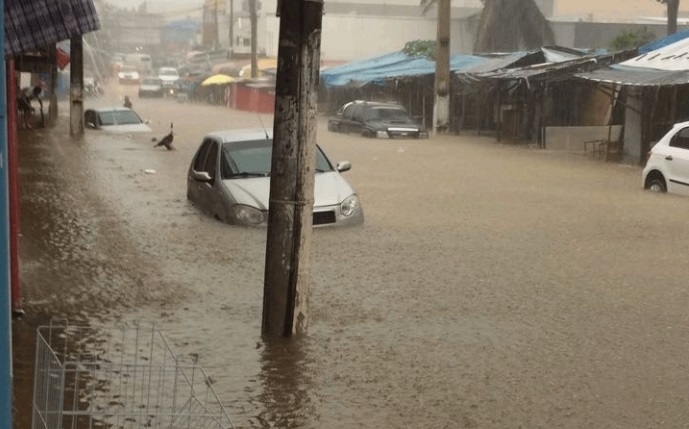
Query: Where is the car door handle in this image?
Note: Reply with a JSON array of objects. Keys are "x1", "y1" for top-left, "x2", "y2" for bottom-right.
[{"x1": 666, "y1": 155, "x2": 673, "y2": 161}]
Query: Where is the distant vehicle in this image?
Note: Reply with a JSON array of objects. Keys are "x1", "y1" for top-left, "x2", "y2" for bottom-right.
[
  {"x1": 328, "y1": 100, "x2": 428, "y2": 139},
  {"x1": 124, "y1": 53, "x2": 153, "y2": 74},
  {"x1": 109, "y1": 53, "x2": 125, "y2": 74},
  {"x1": 643, "y1": 121, "x2": 689, "y2": 196},
  {"x1": 187, "y1": 129, "x2": 364, "y2": 227},
  {"x1": 118, "y1": 66, "x2": 140, "y2": 84},
  {"x1": 138, "y1": 77, "x2": 164, "y2": 98},
  {"x1": 157, "y1": 67, "x2": 180, "y2": 88},
  {"x1": 84, "y1": 107, "x2": 152, "y2": 134}
]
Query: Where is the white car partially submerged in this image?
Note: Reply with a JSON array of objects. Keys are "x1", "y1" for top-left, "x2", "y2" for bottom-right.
[
  {"x1": 187, "y1": 129, "x2": 364, "y2": 227},
  {"x1": 84, "y1": 107, "x2": 152, "y2": 134},
  {"x1": 643, "y1": 121, "x2": 689, "y2": 196}
]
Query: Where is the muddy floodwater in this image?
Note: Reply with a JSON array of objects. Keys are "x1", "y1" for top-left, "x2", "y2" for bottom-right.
[{"x1": 12, "y1": 83, "x2": 689, "y2": 429}]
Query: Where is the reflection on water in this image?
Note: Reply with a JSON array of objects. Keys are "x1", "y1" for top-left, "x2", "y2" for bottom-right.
[{"x1": 252, "y1": 337, "x2": 317, "y2": 428}]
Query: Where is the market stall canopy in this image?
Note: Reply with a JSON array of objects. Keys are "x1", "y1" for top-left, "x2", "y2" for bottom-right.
[
  {"x1": 5, "y1": 0, "x2": 100, "y2": 56},
  {"x1": 201, "y1": 74, "x2": 235, "y2": 86},
  {"x1": 320, "y1": 51, "x2": 486, "y2": 88}
]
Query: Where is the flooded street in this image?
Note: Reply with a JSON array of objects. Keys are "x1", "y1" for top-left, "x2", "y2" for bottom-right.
[{"x1": 12, "y1": 84, "x2": 689, "y2": 428}]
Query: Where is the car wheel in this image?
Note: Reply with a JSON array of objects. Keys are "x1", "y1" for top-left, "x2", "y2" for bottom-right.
[{"x1": 647, "y1": 177, "x2": 667, "y2": 193}]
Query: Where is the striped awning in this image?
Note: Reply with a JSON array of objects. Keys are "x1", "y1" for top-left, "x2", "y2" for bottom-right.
[{"x1": 5, "y1": 0, "x2": 100, "y2": 56}]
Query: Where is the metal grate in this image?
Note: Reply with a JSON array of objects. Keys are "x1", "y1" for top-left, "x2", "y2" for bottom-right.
[{"x1": 31, "y1": 321, "x2": 235, "y2": 429}]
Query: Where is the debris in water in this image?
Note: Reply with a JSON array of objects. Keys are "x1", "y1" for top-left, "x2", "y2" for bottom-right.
[{"x1": 143, "y1": 169, "x2": 156, "y2": 174}]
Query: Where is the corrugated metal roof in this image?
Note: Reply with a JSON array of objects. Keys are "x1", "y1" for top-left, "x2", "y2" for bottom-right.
[
  {"x1": 466, "y1": 56, "x2": 599, "y2": 81},
  {"x1": 459, "y1": 51, "x2": 532, "y2": 74},
  {"x1": 575, "y1": 65, "x2": 689, "y2": 86},
  {"x1": 320, "y1": 51, "x2": 486, "y2": 87},
  {"x1": 5, "y1": 0, "x2": 100, "y2": 56}
]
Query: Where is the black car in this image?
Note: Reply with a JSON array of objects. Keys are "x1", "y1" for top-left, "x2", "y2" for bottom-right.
[{"x1": 328, "y1": 100, "x2": 428, "y2": 139}]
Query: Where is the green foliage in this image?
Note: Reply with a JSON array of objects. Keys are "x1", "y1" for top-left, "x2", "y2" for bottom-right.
[
  {"x1": 610, "y1": 27, "x2": 657, "y2": 50},
  {"x1": 403, "y1": 40, "x2": 436, "y2": 59}
]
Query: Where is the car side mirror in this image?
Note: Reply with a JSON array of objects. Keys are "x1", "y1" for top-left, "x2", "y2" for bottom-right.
[
  {"x1": 87, "y1": 122, "x2": 97, "y2": 129},
  {"x1": 144, "y1": 119, "x2": 151, "y2": 124},
  {"x1": 193, "y1": 171, "x2": 212, "y2": 182},
  {"x1": 336, "y1": 161, "x2": 351, "y2": 173}
]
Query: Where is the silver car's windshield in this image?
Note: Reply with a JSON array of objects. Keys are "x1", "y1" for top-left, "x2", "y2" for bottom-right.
[
  {"x1": 98, "y1": 110, "x2": 143, "y2": 126},
  {"x1": 221, "y1": 139, "x2": 333, "y2": 179}
]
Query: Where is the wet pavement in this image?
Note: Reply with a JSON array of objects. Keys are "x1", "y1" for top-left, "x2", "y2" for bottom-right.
[{"x1": 12, "y1": 83, "x2": 689, "y2": 428}]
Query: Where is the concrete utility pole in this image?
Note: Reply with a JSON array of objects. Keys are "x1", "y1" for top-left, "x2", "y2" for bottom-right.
[
  {"x1": 262, "y1": 0, "x2": 323, "y2": 338},
  {"x1": 433, "y1": 0, "x2": 451, "y2": 134},
  {"x1": 249, "y1": 0, "x2": 258, "y2": 77},
  {"x1": 228, "y1": 0, "x2": 234, "y2": 58},
  {"x1": 70, "y1": 36, "x2": 84, "y2": 136}
]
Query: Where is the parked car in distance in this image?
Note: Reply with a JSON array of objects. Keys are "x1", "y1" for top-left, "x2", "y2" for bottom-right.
[
  {"x1": 157, "y1": 67, "x2": 180, "y2": 88},
  {"x1": 138, "y1": 77, "x2": 164, "y2": 98},
  {"x1": 328, "y1": 100, "x2": 428, "y2": 139},
  {"x1": 187, "y1": 129, "x2": 364, "y2": 227},
  {"x1": 643, "y1": 121, "x2": 689, "y2": 196},
  {"x1": 84, "y1": 107, "x2": 152, "y2": 133},
  {"x1": 118, "y1": 65, "x2": 140, "y2": 84}
]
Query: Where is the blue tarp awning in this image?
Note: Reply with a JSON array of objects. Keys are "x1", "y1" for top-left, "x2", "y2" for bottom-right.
[
  {"x1": 639, "y1": 29, "x2": 689, "y2": 54},
  {"x1": 320, "y1": 51, "x2": 487, "y2": 87}
]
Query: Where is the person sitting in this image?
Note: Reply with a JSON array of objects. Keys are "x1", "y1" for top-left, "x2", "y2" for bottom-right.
[{"x1": 123, "y1": 96, "x2": 132, "y2": 109}]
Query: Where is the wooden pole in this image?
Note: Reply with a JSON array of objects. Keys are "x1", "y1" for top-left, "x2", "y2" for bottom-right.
[
  {"x1": 48, "y1": 47, "x2": 58, "y2": 127},
  {"x1": 70, "y1": 36, "x2": 84, "y2": 137},
  {"x1": 262, "y1": 0, "x2": 323, "y2": 338},
  {"x1": 433, "y1": 0, "x2": 451, "y2": 134}
]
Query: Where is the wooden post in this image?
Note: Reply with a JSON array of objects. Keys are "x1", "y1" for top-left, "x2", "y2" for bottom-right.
[
  {"x1": 262, "y1": 0, "x2": 323, "y2": 338},
  {"x1": 433, "y1": 0, "x2": 450, "y2": 134},
  {"x1": 70, "y1": 36, "x2": 84, "y2": 137},
  {"x1": 48, "y1": 46, "x2": 58, "y2": 127}
]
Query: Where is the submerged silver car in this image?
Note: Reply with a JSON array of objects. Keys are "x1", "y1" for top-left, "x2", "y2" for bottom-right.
[
  {"x1": 84, "y1": 107, "x2": 152, "y2": 133},
  {"x1": 187, "y1": 129, "x2": 364, "y2": 227}
]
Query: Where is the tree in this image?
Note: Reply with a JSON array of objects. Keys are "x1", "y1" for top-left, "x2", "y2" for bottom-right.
[
  {"x1": 421, "y1": 0, "x2": 553, "y2": 52},
  {"x1": 474, "y1": 0, "x2": 554, "y2": 52},
  {"x1": 656, "y1": 0, "x2": 680, "y2": 35},
  {"x1": 610, "y1": 27, "x2": 657, "y2": 50}
]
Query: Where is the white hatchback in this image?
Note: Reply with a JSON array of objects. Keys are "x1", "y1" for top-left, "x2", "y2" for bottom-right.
[{"x1": 643, "y1": 121, "x2": 689, "y2": 195}]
